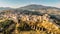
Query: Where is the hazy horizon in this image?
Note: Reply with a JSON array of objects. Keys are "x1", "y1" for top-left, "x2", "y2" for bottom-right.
[{"x1": 0, "y1": 0, "x2": 60, "y2": 8}]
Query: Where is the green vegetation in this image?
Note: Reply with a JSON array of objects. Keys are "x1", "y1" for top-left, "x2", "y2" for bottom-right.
[
  {"x1": 0, "y1": 19, "x2": 15, "y2": 34},
  {"x1": 0, "y1": 18, "x2": 60, "y2": 34}
]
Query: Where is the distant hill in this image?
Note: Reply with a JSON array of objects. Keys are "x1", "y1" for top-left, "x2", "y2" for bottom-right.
[
  {"x1": 18, "y1": 4, "x2": 60, "y2": 10},
  {"x1": 0, "y1": 7, "x2": 15, "y2": 13},
  {"x1": 0, "y1": 4, "x2": 60, "y2": 20},
  {"x1": 17, "y1": 4, "x2": 60, "y2": 15},
  {"x1": 17, "y1": 4, "x2": 60, "y2": 21},
  {"x1": 0, "y1": 7, "x2": 14, "y2": 10},
  {"x1": 0, "y1": 4, "x2": 60, "y2": 11}
]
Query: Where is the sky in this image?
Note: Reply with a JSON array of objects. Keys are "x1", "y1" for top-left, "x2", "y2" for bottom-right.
[{"x1": 0, "y1": 0, "x2": 60, "y2": 8}]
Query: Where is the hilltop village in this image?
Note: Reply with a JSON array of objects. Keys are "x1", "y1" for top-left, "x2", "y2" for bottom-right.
[{"x1": 0, "y1": 12, "x2": 60, "y2": 34}]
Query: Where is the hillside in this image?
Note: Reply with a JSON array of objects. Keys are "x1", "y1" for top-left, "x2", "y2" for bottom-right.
[
  {"x1": 0, "y1": 4, "x2": 60, "y2": 34},
  {"x1": 0, "y1": 12, "x2": 60, "y2": 34},
  {"x1": 17, "y1": 4, "x2": 60, "y2": 20}
]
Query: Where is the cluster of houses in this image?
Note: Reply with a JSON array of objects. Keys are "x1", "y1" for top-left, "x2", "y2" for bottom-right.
[
  {"x1": 2, "y1": 13, "x2": 50, "y2": 23},
  {"x1": 1, "y1": 13, "x2": 60, "y2": 34}
]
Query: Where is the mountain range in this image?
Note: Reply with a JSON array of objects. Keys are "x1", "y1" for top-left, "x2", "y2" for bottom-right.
[
  {"x1": 0, "y1": 4, "x2": 60, "y2": 21},
  {"x1": 0, "y1": 4, "x2": 60, "y2": 10}
]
